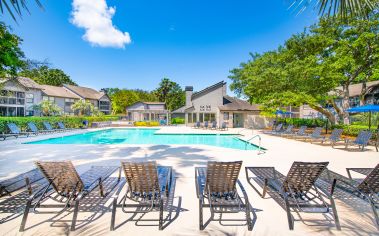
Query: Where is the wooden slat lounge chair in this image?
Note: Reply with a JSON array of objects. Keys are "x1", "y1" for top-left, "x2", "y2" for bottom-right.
[
  {"x1": 0, "y1": 168, "x2": 45, "y2": 198},
  {"x1": 263, "y1": 123, "x2": 283, "y2": 135},
  {"x1": 345, "y1": 130, "x2": 372, "y2": 151},
  {"x1": 320, "y1": 164, "x2": 379, "y2": 229},
  {"x1": 7, "y1": 123, "x2": 32, "y2": 137},
  {"x1": 246, "y1": 162, "x2": 340, "y2": 230},
  {"x1": 110, "y1": 161, "x2": 173, "y2": 230},
  {"x1": 288, "y1": 126, "x2": 308, "y2": 139},
  {"x1": 276, "y1": 125, "x2": 294, "y2": 137},
  {"x1": 19, "y1": 161, "x2": 120, "y2": 232},
  {"x1": 195, "y1": 161, "x2": 252, "y2": 231},
  {"x1": 42, "y1": 121, "x2": 61, "y2": 133},
  {"x1": 304, "y1": 127, "x2": 323, "y2": 143}
]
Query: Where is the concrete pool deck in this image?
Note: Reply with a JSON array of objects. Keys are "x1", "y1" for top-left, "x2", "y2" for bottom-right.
[{"x1": 0, "y1": 126, "x2": 378, "y2": 235}]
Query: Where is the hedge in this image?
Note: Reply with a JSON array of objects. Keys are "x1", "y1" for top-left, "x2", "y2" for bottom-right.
[
  {"x1": 171, "y1": 117, "x2": 185, "y2": 125},
  {"x1": 134, "y1": 121, "x2": 160, "y2": 126},
  {"x1": 331, "y1": 124, "x2": 378, "y2": 138},
  {"x1": 0, "y1": 116, "x2": 119, "y2": 133},
  {"x1": 276, "y1": 118, "x2": 327, "y2": 128}
]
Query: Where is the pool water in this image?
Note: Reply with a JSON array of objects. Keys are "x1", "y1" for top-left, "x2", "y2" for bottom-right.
[{"x1": 26, "y1": 128, "x2": 260, "y2": 150}]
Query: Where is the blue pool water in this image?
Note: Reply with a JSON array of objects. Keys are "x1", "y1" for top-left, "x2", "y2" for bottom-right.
[{"x1": 26, "y1": 128, "x2": 259, "y2": 150}]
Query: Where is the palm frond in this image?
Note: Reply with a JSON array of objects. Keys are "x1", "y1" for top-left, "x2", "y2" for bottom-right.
[
  {"x1": 0, "y1": 0, "x2": 43, "y2": 22},
  {"x1": 291, "y1": 0, "x2": 379, "y2": 18}
]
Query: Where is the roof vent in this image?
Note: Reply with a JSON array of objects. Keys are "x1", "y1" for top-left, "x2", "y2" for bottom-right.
[{"x1": 185, "y1": 86, "x2": 193, "y2": 91}]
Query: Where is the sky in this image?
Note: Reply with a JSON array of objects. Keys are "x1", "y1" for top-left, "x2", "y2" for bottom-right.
[{"x1": 2, "y1": 0, "x2": 319, "y2": 94}]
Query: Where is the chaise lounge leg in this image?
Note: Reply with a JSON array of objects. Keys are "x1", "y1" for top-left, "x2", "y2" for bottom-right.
[
  {"x1": 110, "y1": 198, "x2": 117, "y2": 231},
  {"x1": 284, "y1": 198, "x2": 294, "y2": 230},
  {"x1": 19, "y1": 199, "x2": 32, "y2": 232},
  {"x1": 159, "y1": 198, "x2": 164, "y2": 230},
  {"x1": 199, "y1": 199, "x2": 204, "y2": 230},
  {"x1": 245, "y1": 202, "x2": 252, "y2": 231},
  {"x1": 71, "y1": 200, "x2": 80, "y2": 231},
  {"x1": 369, "y1": 199, "x2": 379, "y2": 230},
  {"x1": 330, "y1": 197, "x2": 341, "y2": 230}
]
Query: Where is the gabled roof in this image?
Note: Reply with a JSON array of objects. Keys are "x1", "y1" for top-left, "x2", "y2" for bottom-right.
[
  {"x1": 330, "y1": 81, "x2": 379, "y2": 97},
  {"x1": 0, "y1": 77, "x2": 42, "y2": 90},
  {"x1": 191, "y1": 81, "x2": 226, "y2": 100},
  {"x1": 171, "y1": 106, "x2": 186, "y2": 113},
  {"x1": 40, "y1": 85, "x2": 81, "y2": 99},
  {"x1": 218, "y1": 96, "x2": 260, "y2": 111},
  {"x1": 64, "y1": 84, "x2": 106, "y2": 100}
]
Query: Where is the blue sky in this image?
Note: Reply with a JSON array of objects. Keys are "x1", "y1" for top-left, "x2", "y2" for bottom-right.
[{"x1": 2, "y1": 0, "x2": 318, "y2": 93}]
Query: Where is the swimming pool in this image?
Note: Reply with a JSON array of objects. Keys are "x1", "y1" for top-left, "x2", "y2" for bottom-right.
[{"x1": 26, "y1": 128, "x2": 260, "y2": 150}]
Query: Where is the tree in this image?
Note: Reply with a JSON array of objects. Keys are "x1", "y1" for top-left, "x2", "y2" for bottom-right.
[
  {"x1": 20, "y1": 65, "x2": 77, "y2": 86},
  {"x1": 71, "y1": 100, "x2": 94, "y2": 116},
  {"x1": 0, "y1": 22, "x2": 24, "y2": 78},
  {"x1": 32, "y1": 100, "x2": 62, "y2": 116},
  {"x1": 229, "y1": 14, "x2": 379, "y2": 125},
  {"x1": 108, "y1": 89, "x2": 157, "y2": 114},
  {"x1": 153, "y1": 78, "x2": 185, "y2": 111}
]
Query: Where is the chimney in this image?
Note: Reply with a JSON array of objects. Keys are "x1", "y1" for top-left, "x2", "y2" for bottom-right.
[{"x1": 185, "y1": 86, "x2": 193, "y2": 108}]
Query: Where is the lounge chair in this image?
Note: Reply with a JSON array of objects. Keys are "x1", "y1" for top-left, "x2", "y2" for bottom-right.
[
  {"x1": 287, "y1": 126, "x2": 308, "y2": 139},
  {"x1": 19, "y1": 161, "x2": 120, "y2": 232},
  {"x1": 202, "y1": 121, "x2": 209, "y2": 129},
  {"x1": 43, "y1": 121, "x2": 61, "y2": 133},
  {"x1": 345, "y1": 130, "x2": 372, "y2": 151},
  {"x1": 211, "y1": 121, "x2": 217, "y2": 130},
  {"x1": 7, "y1": 123, "x2": 32, "y2": 137},
  {"x1": 110, "y1": 161, "x2": 173, "y2": 231},
  {"x1": 320, "y1": 129, "x2": 344, "y2": 147},
  {"x1": 219, "y1": 122, "x2": 228, "y2": 131},
  {"x1": 304, "y1": 127, "x2": 323, "y2": 143},
  {"x1": 0, "y1": 132, "x2": 17, "y2": 141},
  {"x1": 0, "y1": 168, "x2": 45, "y2": 198},
  {"x1": 193, "y1": 121, "x2": 201, "y2": 129},
  {"x1": 276, "y1": 125, "x2": 294, "y2": 137},
  {"x1": 195, "y1": 161, "x2": 252, "y2": 231},
  {"x1": 246, "y1": 162, "x2": 340, "y2": 230},
  {"x1": 57, "y1": 121, "x2": 72, "y2": 131},
  {"x1": 263, "y1": 123, "x2": 283, "y2": 135},
  {"x1": 320, "y1": 164, "x2": 379, "y2": 229}
]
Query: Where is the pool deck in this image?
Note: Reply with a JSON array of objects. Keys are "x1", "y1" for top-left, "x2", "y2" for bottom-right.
[{"x1": 0, "y1": 126, "x2": 378, "y2": 235}]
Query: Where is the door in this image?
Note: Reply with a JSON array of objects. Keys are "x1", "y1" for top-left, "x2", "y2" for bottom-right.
[{"x1": 233, "y1": 113, "x2": 244, "y2": 128}]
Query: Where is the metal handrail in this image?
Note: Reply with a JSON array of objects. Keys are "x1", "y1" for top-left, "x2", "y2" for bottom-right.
[{"x1": 245, "y1": 134, "x2": 262, "y2": 154}]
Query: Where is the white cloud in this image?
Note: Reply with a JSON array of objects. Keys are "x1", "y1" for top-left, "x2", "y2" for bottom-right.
[{"x1": 70, "y1": 0, "x2": 131, "y2": 48}]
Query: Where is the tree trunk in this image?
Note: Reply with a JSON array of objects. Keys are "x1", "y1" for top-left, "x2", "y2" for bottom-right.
[
  {"x1": 341, "y1": 83, "x2": 350, "y2": 125},
  {"x1": 329, "y1": 99, "x2": 343, "y2": 123},
  {"x1": 309, "y1": 104, "x2": 337, "y2": 125}
]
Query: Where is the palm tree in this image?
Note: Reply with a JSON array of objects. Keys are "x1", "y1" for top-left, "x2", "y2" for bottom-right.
[{"x1": 0, "y1": 0, "x2": 43, "y2": 22}]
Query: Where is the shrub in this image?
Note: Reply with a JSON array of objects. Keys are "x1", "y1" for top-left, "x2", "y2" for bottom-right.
[
  {"x1": 276, "y1": 118, "x2": 327, "y2": 128},
  {"x1": 171, "y1": 117, "x2": 185, "y2": 124},
  {"x1": 331, "y1": 124, "x2": 377, "y2": 138},
  {"x1": 134, "y1": 121, "x2": 160, "y2": 126},
  {"x1": 0, "y1": 116, "x2": 119, "y2": 133}
]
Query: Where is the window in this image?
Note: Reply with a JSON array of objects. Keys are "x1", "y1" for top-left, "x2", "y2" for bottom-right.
[
  {"x1": 193, "y1": 113, "x2": 197, "y2": 122},
  {"x1": 204, "y1": 113, "x2": 210, "y2": 122},
  {"x1": 26, "y1": 110, "x2": 34, "y2": 116},
  {"x1": 223, "y1": 112, "x2": 229, "y2": 120},
  {"x1": 8, "y1": 107, "x2": 16, "y2": 116},
  {"x1": 199, "y1": 113, "x2": 204, "y2": 122},
  {"x1": 99, "y1": 100, "x2": 110, "y2": 111},
  {"x1": 26, "y1": 93, "x2": 34, "y2": 103},
  {"x1": 187, "y1": 113, "x2": 193, "y2": 123},
  {"x1": 16, "y1": 107, "x2": 24, "y2": 116},
  {"x1": 0, "y1": 107, "x2": 6, "y2": 116}
]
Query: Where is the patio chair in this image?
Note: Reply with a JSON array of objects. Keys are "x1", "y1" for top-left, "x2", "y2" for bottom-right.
[
  {"x1": 319, "y1": 164, "x2": 379, "y2": 229},
  {"x1": 110, "y1": 161, "x2": 173, "y2": 231},
  {"x1": 345, "y1": 130, "x2": 372, "y2": 151},
  {"x1": 19, "y1": 161, "x2": 120, "y2": 232},
  {"x1": 263, "y1": 123, "x2": 283, "y2": 135},
  {"x1": 320, "y1": 129, "x2": 344, "y2": 147},
  {"x1": 304, "y1": 127, "x2": 323, "y2": 143},
  {"x1": 202, "y1": 121, "x2": 209, "y2": 129},
  {"x1": 43, "y1": 121, "x2": 61, "y2": 133},
  {"x1": 219, "y1": 122, "x2": 228, "y2": 131},
  {"x1": 194, "y1": 121, "x2": 201, "y2": 129},
  {"x1": 246, "y1": 162, "x2": 340, "y2": 230},
  {"x1": 7, "y1": 123, "x2": 32, "y2": 138},
  {"x1": 27, "y1": 122, "x2": 42, "y2": 135},
  {"x1": 195, "y1": 161, "x2": 252, "y2": 231},
  {"x1": 211, "y1": 121, "x2": 217, "y2": 130},
  {"x1": 275, "y1": 125, "x2": 294, "y2": 137},
  {"x1": 57, "y1": 122, "x2": 72, "y2": 131},
  {"x1": 0, "y1": 168, "x2": 45, "y2": 198},
  {"x1": 0, "y1": 132, "x2": 18, "y2": 141},
  {"x1": 287, "y1": 126, "x2": 308, "y2": 139}
]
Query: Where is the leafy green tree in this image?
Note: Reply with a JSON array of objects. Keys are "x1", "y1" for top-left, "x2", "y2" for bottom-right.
[
  {"x1": 108, "y1": 89, "x2": 157, "y2": 114},
  {"x1": 153, "y1": 78, "x2": 185, "y2": 111},
  {"x1": 0, "y1": 22, "x2": 24, "y2": 78},
  {"x1": 32, "y1": 100, "x2": 62, "y2": 116},
  {"x1": 71, "y1": 100, "x2": 95, "y2": 116},
  {"x1": 20, "y1": 65, "x2": 77, "y2": 86}
]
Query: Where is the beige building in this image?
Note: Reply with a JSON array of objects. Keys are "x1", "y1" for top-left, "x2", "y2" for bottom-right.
[
  {"x1": 172, "y1": 81, "x2": 270, "y2": 128},
  {"x1": 125, "y1": 102, "x2": 169, "y2": 124}
]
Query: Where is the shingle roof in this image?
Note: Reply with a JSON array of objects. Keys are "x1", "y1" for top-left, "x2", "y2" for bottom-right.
[
  {"x1": 331, "y1": 81, "x2": 379, "y2": 97},
  {"x1": 218, "y1": 96, "x2": 260, "y2": 111},
  {"x1": 64, "y1": 84, "x2": 105, "y2": 100},
  {"x1": 171, "y1": 105, "x2": 186, "y2": 113},
  {"x1": 40, "y1": 85, "x2": 81, "y2": 99},
  {"x1": 0, "y1": 77, "x2": 42, "y2": 90},
  {"x1": 191, "y1": 81, "x2": 226, "y2": 100}
]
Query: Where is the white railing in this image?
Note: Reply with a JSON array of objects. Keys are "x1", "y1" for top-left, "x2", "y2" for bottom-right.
[{"x1": 245, "y1": 134, "x2": 263, "y2": 154}]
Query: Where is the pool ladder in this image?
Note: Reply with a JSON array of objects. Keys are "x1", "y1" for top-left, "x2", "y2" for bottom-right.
[{"x1": 245, "y1": 134, "x2": 263, "y2": 154}]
